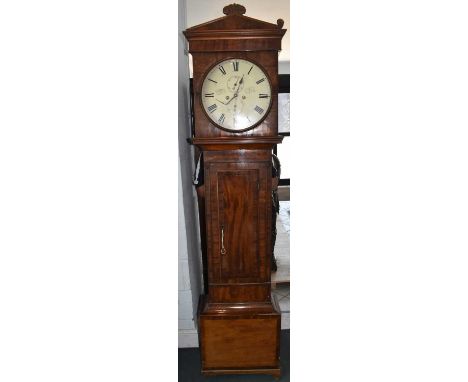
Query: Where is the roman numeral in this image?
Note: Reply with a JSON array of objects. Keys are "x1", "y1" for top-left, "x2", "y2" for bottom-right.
[
  {"x1": 207, "y1": 104, "x2": 217, "y2": 113},
  {"x1": 204, "y1": 93, "x2": 214, "y2": 97},
  {"x1": 218, "y1": 66, "x2": 226, "y2": 75},
  {"x1": 208, "y1": 78, "x2": 217, "y2": 84},
  {"x1": 248, "y1": 66, "x2": 253, "y2": 75},
  {"x1": 256, "y1": 78, "x2": 265, "y2": 85},
  {"x1": 218, "y1": 114, "x2": 225, "y2": 124},
  {"x1": 254, "y1": 105, "x2": 264, "y2": 114},
  {"x1": 258, "y1": 93, "x2": 269, "y2": 98},
  {"x1": 232, "y1": 61, "x2": 239, "y2": 71}
]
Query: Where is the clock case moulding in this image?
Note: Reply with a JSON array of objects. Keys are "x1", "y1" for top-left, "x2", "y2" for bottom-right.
[{"x1": 183, "y1": 4, "x2": 286, "y2": 379}]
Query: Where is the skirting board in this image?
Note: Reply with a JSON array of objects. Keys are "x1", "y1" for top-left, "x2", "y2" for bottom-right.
[{"x1": 178, "y1": 329, "x2": 199, "y2": 348}]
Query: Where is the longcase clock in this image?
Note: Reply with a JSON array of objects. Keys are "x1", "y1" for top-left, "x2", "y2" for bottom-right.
[{"x1": 183, "y1": 4, "x2": 286, "y2": 379}]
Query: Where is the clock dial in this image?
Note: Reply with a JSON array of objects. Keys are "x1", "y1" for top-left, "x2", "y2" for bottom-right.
[{"x1": 201, "y1": 58, "x2": 272, "y2": 132}]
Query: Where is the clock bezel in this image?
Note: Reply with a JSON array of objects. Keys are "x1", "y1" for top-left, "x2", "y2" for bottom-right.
[{"x1": 199, "y1": 57, "x2": 273, "y2": 133}]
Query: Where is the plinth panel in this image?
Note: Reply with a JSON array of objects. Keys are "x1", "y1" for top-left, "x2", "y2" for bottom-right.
[{"x1": 198, "y1": 295, "x2": 281, "y2": 375}]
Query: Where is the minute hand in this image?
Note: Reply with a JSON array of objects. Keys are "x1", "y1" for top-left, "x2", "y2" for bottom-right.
[
  {"x1": 227, "y1": 76, "x2": 243, "y2": 105},
  {"x1": 235, "y1": 75, "x2": 244, "y2": 95}
]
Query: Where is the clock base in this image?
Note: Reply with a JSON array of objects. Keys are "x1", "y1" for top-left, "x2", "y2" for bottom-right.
[
  {"x1": 201, "y1": 367, "x2": 281, "y2": 379},
  {"x1": 197, "y1": 294, "x2": 281, "y2": 377}
]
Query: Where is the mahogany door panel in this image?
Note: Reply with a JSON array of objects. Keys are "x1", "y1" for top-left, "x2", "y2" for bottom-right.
[
  {"x1": 206, "y1": 161, "x2": 271, "y2": 285},
  {"x1": 219, "y1": 168, "x2": 259, "y2": 279}
]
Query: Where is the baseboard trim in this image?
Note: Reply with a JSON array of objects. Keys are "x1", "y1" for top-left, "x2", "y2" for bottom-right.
[{"x1": 178, "y1": 329, "x2": 199, "y2": 348}]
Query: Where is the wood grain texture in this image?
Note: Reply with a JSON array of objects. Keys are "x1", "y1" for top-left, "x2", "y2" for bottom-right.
[
  {"x1": 204, "y1": 148, "x2": 274, "y2": 162},
  {"x1": 209, "y1": 284, "x2": 270, "y2": 303},
  {"x1": 191, "y1": 136, "x2": 283, "y2": 150},
  {"x1": 199, "y1": 295, "x2": 281, "y2": 373},
  {"x1": 206, "y1": 161, "x2": 270, "y2": 288},
  {"x1": 202, "y1": 368, "x2": 281, "y2": 378},
  {"x1": 219, "y1": 169, "x2": 259, "y2": 278},
  {"x1": 201, "y1": 301, "x2": 279, "y2": 316},
  {"x1": 199, "y1": 293, "x2": 281, "y2": 318},
  {"x1": 201, "y1": 318, "x2": 278, "y2": 368},
  {"x1": 184, "y1": 14, "x2": 281, "y2": 34}
]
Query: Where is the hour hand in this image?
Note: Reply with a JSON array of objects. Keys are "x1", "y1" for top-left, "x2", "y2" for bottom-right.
[
  {"x1": 237, "y1": 75, "x2": 244, "y2": 91},
  {"x1": 218, "y1": 94, "x2": 237, "y2": 106},
  {"x1": 233, "y1": 75, "x2": 244, "y2": 97}
]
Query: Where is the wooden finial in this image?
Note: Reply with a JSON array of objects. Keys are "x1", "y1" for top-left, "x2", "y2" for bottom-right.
[
  {"x1": 277, "y1": 19, "x2": 284, "y2": 28},
  {"x1": 223, "y1": 3, "x2": 246, "y2": 16}
]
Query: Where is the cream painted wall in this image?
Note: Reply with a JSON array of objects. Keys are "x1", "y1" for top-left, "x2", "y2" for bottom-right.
[{"x1": 186, "y1": 0, "x2": 290, "y2": 74}]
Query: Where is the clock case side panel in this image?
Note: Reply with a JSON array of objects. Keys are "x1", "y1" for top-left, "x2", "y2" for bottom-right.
[{"x1": 192, "y1": 51, "x2": 279, "y2": 138}]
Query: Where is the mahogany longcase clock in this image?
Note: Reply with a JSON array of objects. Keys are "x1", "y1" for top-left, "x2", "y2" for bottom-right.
[{"x1": 183, "y1": 4, "x2": 286, "y2": 379}]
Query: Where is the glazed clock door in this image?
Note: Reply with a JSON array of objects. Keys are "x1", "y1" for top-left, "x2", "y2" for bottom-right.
[{"x1": 207, "y1": 161, "x2": 270, "y2": 286}]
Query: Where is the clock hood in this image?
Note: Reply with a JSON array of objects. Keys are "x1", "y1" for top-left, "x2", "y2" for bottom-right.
[{"x1": 183, "y1": 3, "x2": 286, "y2": 53}]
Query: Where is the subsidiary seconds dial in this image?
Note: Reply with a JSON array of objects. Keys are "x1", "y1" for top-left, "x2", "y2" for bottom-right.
[{"x1": 201, "y1": 58, "x2": 272, "y2": 132}]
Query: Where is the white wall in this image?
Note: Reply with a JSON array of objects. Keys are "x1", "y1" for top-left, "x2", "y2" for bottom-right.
[
  {"x1": 186, "y1": 0, "x2": 290, "y2": 74},
  {"x1": 178, "y1": 0, "x2": 203, "y2": 348},
  {"x1": 178, "y1": 161, "x2": 200, "y2": 347}
]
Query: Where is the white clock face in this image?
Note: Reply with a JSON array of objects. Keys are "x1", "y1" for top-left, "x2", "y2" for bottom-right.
[{"x1": 201, "y1": 58, "x2": 272, "y2": 132}]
